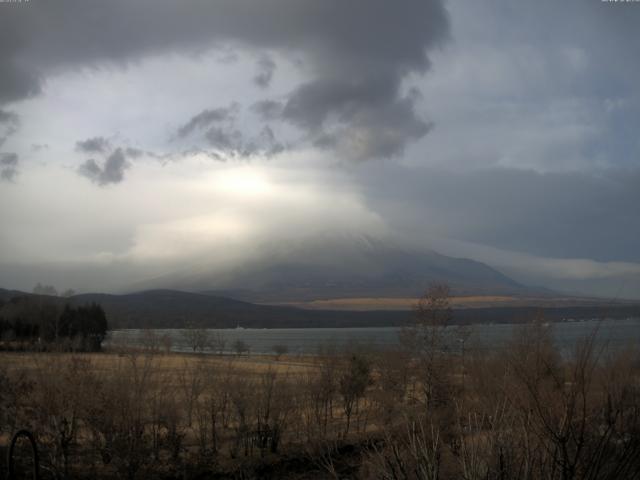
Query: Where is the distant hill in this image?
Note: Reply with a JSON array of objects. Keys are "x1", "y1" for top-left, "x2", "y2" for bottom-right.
[
  {"x1": 2, "y1": 288, "x2": 640, "y2": 329},
  {"x1": 69, "y1": 289, "x2": 408, "y2": 329},
  {"x1": 139, "y1": 235, "x2": 543, "y2": 302},
  {"x1": 73, "y1": 290, "x2": 640, "y2": 329},
  {"x1": 0, "y1": 288, "x2": 30, "y2": 301}
]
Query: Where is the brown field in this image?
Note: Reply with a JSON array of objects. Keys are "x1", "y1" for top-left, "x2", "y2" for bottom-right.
[
  {"x1": 2, "y1": 320, "x2": 640, "y2": 479},
  {"x1": 0, "y1": 350, "x2": 317, "y2": 376},
  {"x1": 273, "y1": 295, "x2": 608, "y2": 311}
]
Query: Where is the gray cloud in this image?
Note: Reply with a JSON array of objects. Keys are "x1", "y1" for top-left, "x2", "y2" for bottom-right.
[
  {"x1": 31, "y1": 143, "x2": 49, "y2": 152},
  {"x1": 78, "y1": 148, "x2": 130, "y2": 186},
  {"x1": 176, "y1": 104, "x2": 239, "y2": 138},
  {"x1": 413, "y1": 0, "x2": 640, "y2": 173},
  {"x1": 0, "y1": 110, "x2": 19, "y2": 148},
  {"x1": 178, "y1": 105, "x2": 285, "y2": 159},
  {"x1": 358, "y1": 164, "x2": 640, "y2": 265},
  {"x1": 0, "y1": 153, "x2": 19, "y2": 182},
  {"x1": 75, "y1": 138, "x2": 153, "y2": 185},
  {"x1": 205, "y1": 127, "x2": 243, "y2": 152},
  {"x1": 0, "y1": 60, "x2": 40, "y2": 105},
  {"x1": 203, "y1": 124, "x2": 285, "y2": 159},
  {"x1": 234, "y1": 125, "x2": 286, "y2": 158},
  {"x1": 0, "y1": 110, "x2": 20, "y2": 180},
  {"x1": 74, "y1": 121, "x2": 280, "y2": 185},
  {"x1": 257, "y1": 125, "x2": 285, "y2": 156},
  {"x1": 253, "y1": 55, "x2": 276, "y2": 88},
  {"x1": 312, "y1": 90, "x2": 432, "y2": 161},
  {"x1": 251, "y1": 100, "x2": 284, "y2": 121},
  {"x1": 75, "y1": 136, "x2": 112, "y2": 154},
  {"x1": 124, "y1": 147, "x2": 145, "y2": 159},
  {"x1": 0, "y1": 1, "x2": 449, "y2": 92},
  {"x1": 0, "y1": 0, "x2": 450, "y2": 160},
  {"x1": 251, "y1": 78, "x2": 434, "y2": 161},
  {"x1": 281, "y1": 77, "x2": 432, "y2": 160}
]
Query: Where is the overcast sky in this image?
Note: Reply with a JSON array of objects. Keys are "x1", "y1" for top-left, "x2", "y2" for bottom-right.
[{"x1": 0, "y1": 0, "x2": 639, "y2": 298}]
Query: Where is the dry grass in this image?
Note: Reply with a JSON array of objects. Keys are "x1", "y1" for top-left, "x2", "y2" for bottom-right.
[
  {"x1": 0, "y1": 350, "x2": 317, "y2": 377},
  {"x1": 2, "y1": 321, "x2": 640, "y2": 479},
  {"x1": 273, "y1": 296, "x2": 511, "y2": 311},
  {"x1": 273, "y1": 295, "x2": 618, "y2": 311}
]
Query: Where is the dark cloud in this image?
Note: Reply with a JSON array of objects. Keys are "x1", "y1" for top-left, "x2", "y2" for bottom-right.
[
  {"x1": 177, "y1": 104, "x2": 244, "y2": 154},
  {"x1": 75, "y1": 137, "x2": 112, "y2": 154},
  {"x1": 176, "y1": 104, "x2": 239, "y2": 138},
  {"x1": 75, "y1": 136, "x2": 135, "y2": 184},
  {"x1": 78, "y1": 148, "x2": 130, "y2": 186},
  {"x1": 0, "y1": 110, "x2": 19, "y2": 147},
  {"x1": 0, "y1": 0, "x2": 450, "y2": 160},
  {"x1": 124, "y1": 147, "x2": 145, "y2": 159},
  {"x1": 178, "y1": 105, "x2": 286, "y2": 159},
  {"x1": 253, "y1": 55, "x2": 276, "y2": 88},
  {"x1": 257, "y1": 126, "x2": 285, "y2": 156},
  {"x1": 0, "y1": 108, "x2": 20, "y2": 180},
  {"x1": 250, "y1": 77, "x2": 433, "y2": 161},
  {"x1": 77, "y1": 159, "x2": 101, "y2": 179},
  {"x1": 234, "y1": 125, "x2": 285, "y2": 158},
  {"x1": 412, "y1": 0, "x2": 640, "y2": 173},
  {"x1": 251, "y1": 100, "x2": 284, "y2": 121},
  {"x1": 275, "y1": 71, "x2": 435, "y2": 160},
  {"x1": 359, "y1": 164, "x2": 640, "y2": 264},
  {"x1": 0, "y1": 1, "x2": 449, "y2": 90},
  {"x1": 179, "y1": 149, "x2": 225, "y2": 162},
  {"x1": 205, "y1": 127, "x2": 243, "y2": 151},
  {"x1": 75, "y1": 138, "x2": 153, "y2": 185},
  {"x1": 0, "y1": 62, "x2": 40, "y2": 105},
  {"x1": 203, "y1": 124, "x2": 285, "y2": 159},
  {"x1": 298, "y1": 86, "x2": 432, "y2": 161},
  {"x1": 31, "y1": 143, "x2": 49, "y2": 152},
  {"x1": 0, "y1": 152, "x2": 19, "y2": 182},
  {"x1": 0, "y1": 110, "x2": 18, "y2": 123}
]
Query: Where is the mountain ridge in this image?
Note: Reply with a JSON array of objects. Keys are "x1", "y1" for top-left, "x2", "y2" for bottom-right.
[
  {"x1": 2, "y1": 287, "x2": 639, "y2": 330},
  {"x1": 132, "y1": 235, "x2": 546, "y2": 302}
]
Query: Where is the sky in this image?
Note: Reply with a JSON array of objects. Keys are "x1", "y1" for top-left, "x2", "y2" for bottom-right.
[{"x1": 0, "y1": 0, "x2": 639, "y2": 298}]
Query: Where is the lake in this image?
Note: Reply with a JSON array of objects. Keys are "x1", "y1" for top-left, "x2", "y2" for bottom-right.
[{"x1": 106, "y1": 317, "x2": 640, "y2": 355}]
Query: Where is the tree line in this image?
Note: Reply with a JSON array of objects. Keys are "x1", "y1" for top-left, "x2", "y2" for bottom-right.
[{"x1": 0, "y1": 294, "x2": 108, "y2": 351}]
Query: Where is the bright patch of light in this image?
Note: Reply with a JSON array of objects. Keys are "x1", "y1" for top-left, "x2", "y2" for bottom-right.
[
  {"x1": 129, "y1": 213, "x2": 253, "y2": 261},
  {"x1": 215, "y1": 167, "x2": 274, "y2": 197}
]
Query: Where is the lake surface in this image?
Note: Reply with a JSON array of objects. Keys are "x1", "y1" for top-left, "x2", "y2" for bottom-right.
[{"x1": 107, "y1": 318, "x2": 640, "y2": 355}]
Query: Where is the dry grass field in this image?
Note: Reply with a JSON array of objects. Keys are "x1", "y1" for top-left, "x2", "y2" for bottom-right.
[
  {"x1": 0, "y1": 350, "x2": 317, "y2": 377},
  {"x1": 274, "y1": 295, "x2": 610, "y2": 311},
  {"x1": 3, "y1": 318, "x2": 640, "y2": 479}
]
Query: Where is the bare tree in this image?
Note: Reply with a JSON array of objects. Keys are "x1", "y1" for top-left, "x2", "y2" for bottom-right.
[
  {"x1": 139, "y1": 329, "x2": 161, "y2": 354},
  {"x1": 160, "y1": 333, "x2": 173, "y2": 354},
  {"x1": 373, "y1": 348, "x2": 411, "y2": 426},
  {"x1": 27, "y1": 355, "x2": 97, "y2": 477},
  {"x1": 181, "y1": 324, "x2": 211, "y2": 353},
  {"x1": 455, "y1": 325, "x2": 473, "y2": 394},
  {"x1": 401, "y1": 283, "x2": 453, "y2": 408},
  {"x1": 33, "y1": 283, "x2": 58, "y2": 296},
  {"x1": 339, "y1": 352, "x2": 372, "y2": 437},
  {"x1": 84, "y1": 352, "x2": 158, "y2": 479},
  {"x1": 302, "y1": 350, "x2": 339, "y2": 440},
  {"x1": 233, "y1": 339, "x2": 250, "y2": 356},
  {"x1": 254, "y1": 369, "x2": 295, "y2": 454},
  {"x1": 272, "y1": 343, "x2": 289, "y2": 360},
  {"x1": 211, "y1": 330, "x2": 226, "y2": 355},
  {"x1": 177, "y1": 359, "x2": 206, "y2": 427},
  {"x1": 366, "y1": 421, "x2": 442, "y2": 480}
]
